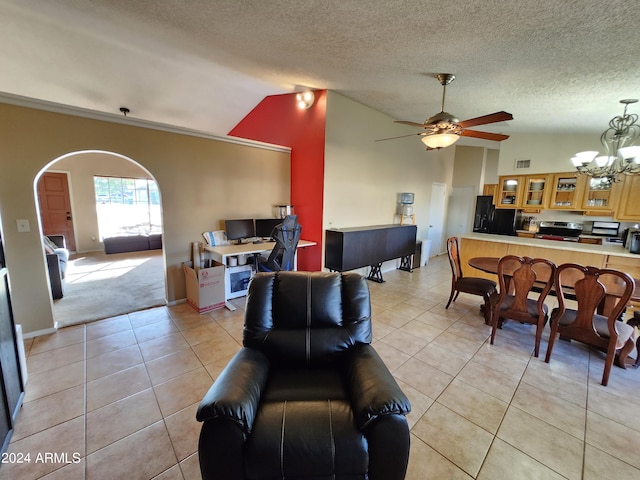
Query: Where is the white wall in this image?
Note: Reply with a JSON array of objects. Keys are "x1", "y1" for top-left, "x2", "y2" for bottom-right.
[
  {"x1": 452, "y1": 146, "x2": 488, "y2": 192},
  {"x1": 0, "y1": 103, "x2": 290, "y2": 335},
  {"x1": 485, "y1": 149, "x2": 499, "y2": 184},
  {"x1": 323, "y1": 91, "x2": 455, "y2": 269},
  {"x1": 498, "y1": 132, "x2": 600, "y2": 175}
]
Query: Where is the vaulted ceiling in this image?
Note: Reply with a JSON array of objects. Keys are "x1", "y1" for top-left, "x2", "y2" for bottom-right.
[{"x1": 2, "y1": 0, "x2": 639, "y2": 140}]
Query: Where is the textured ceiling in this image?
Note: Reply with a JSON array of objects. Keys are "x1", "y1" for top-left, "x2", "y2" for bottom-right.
[{"x1": 2, "y1": 0, "x2": 640, "y2": 139}]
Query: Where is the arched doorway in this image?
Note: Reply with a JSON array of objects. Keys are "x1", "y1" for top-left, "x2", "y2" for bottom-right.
[{"x1": 35, "y1": 150, "x2": 166, "y2": 327}]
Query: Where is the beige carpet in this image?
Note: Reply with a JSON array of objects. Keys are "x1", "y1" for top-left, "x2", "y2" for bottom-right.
[{"x1": 53, "y1": 249, "x2": 166, "y2": 327}]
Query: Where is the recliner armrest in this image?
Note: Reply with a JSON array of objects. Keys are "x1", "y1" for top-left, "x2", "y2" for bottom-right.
[
  {"x1": 347, "y1": 344, "x2": 411, "y2": 429},
  {"x1": 196, "y1": 348, "x2": 270, "y2": 434}
]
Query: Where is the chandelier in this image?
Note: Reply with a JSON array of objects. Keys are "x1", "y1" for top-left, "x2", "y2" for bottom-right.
[{"x1": 571, "y1": 99, "x2": 640, "y2": 181}]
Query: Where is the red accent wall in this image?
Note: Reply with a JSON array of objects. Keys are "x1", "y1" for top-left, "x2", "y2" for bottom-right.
[{"x1": 228, "y1": 90, "x2": 326, "y2": 271}]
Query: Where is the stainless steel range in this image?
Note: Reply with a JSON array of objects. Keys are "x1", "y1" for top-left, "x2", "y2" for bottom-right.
[{"x1": 535, "y1": 221, "x2": 583, "y2": 242}]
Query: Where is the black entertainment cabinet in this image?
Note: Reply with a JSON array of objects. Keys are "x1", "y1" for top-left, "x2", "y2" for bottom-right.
[{"x1": 324, "y1": 224, "x2": 417, "y2": 282}]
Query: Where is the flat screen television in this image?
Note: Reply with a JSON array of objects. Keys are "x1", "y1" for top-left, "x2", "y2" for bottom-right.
[
  {"x1": 224, "y1": 219, "x2": 255, "y2": 244},
  {"x1": 255, "y1": 218, "x2": 282, "y2": 238}
]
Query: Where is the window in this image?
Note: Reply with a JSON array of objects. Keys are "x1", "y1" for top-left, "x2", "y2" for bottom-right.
[{"x1": 94, "y1": 176, "x2": 162, "y2": 240}]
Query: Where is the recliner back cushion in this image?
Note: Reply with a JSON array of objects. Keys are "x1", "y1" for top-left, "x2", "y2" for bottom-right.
[{"x1": 244, "y1": 272, "x2": 372, "y2": 367}]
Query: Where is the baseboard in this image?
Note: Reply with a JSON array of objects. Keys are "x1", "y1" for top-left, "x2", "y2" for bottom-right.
[
  {"x1": 167, "y1": 299, "x2": 187, "y2": 306},
  {"x1": 23, "y1": 326, "x2": 58, "y2": 339}
]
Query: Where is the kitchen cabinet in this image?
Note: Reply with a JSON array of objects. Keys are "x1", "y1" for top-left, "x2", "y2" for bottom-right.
[
  {"x1": 482, "y1": 184, "x2": 497, "y2": 197},
  {"x1": 496, "y1": 175, "x2": 552, "y2": 212},
  {"x1": 495, "y1": 176, "x2": 524, "y2": 209},
  {"x1": 615, "y1": 175, "x2": 640, "y2": 221},
  {"x1": 549, "y1": 173, "x2": 586, "y2": 210},
  {"x1": 520, "y1": 174, "x2": 551, "y2": 213},
  {"x1": 580, "y1": 176, "x2": 621, "y2": 216}
]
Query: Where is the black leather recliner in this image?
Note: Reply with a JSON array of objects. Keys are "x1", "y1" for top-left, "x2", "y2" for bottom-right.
[{"x1": 196, "y1": 271, "x2": 411, "y2": 480}]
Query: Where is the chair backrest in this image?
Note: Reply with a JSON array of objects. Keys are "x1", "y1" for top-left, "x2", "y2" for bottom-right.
[
  {"x1": 262, "y1": 215, "x2": 302, "y2": 271},
  {"x1": 554, "y1": 263, "x2": 634, "y2": 345},
  {"x1": 446, "y1": 237, "x2": 463, "y2": 281},
  {"x1": 243, "y1": 271, "x2": 372, "y2": 367},
  {"x1": 495, "y1": 255, "x2": 555, "y2": 321}
]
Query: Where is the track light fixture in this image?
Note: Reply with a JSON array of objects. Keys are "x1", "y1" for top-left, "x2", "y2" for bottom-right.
[{"x1": 295, "y1": 91, "x2": 315, "y2": 110}]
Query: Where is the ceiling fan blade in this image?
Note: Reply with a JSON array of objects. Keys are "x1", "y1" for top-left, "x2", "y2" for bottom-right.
[
  {"x1": 394, "y1": 120, "x2": 426, "y2": 128},
  {"x1": 461, "y1": 129, "x2": 510, "y2": 141},
  {"x1": 375, "y1": 132, "x2": 426, "y2": 142},
  {"x1": 458, "y1": 111, "x2": 513, "y2": 129}
]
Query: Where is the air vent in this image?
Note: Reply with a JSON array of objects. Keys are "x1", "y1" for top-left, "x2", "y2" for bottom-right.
[{"x1": 515, "y1": 159, "x2": 531, "y2": 169}]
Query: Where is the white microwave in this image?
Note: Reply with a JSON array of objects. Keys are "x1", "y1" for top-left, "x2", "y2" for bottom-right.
[{"x1": 591, "y1": 221, "x2": 619, "y2": 237}]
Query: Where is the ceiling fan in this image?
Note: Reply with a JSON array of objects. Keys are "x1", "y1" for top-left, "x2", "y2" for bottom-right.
[{"x1": 379, "y1": 73, "x2": 513, "y2": 149}]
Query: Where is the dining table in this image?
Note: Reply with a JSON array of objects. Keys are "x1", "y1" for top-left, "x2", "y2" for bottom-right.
[
  {"x1": 469, "y1": 256, "x2": 640, "y2": 368},
  {"x1": 468, "y1": 256, "x2": 640, "y2": 303}
]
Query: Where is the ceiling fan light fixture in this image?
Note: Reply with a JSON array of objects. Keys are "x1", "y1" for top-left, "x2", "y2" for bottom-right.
[
  {"x1": 421, "y1": 133, "x2": 460, "y2": 149},
  {"x1": 383, "y1": 74, "x2": 511, "y2": 149},
  {"x1": 296, "y1": 91, "x2": 315, "y2": 109}
]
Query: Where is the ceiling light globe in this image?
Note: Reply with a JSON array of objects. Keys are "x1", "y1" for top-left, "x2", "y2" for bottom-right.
[
  {"x1": 575, "y1": 151, "x2": 599, "y2": 161},
  {"x1": 594, "y1": 156, "x2": 613, "y2": 167},
  {"x1": 570, "y1": 156, "x2": 585, "y2": 167},
  {"x1": 421, "y1": 133, "x2": 460, "y2": 149},
  {"x1": 619, "y1": 145, "x2": 640, "y2": 162}
]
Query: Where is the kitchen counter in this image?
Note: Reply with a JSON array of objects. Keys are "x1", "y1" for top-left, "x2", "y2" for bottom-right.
[
  {"x1": 460, "y1": 232, "x2": 640, "y2": 307},
  {"x1": 460, "y1": 232, "x2": 637, "y2": 258}
]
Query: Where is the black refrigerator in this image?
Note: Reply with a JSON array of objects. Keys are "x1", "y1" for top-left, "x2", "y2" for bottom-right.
[{"x1": 472, "y1": 195, "x2": 518, "y2": 236}]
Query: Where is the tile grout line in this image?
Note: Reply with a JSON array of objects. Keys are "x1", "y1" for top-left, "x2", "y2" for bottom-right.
[
  {"x1": 144, "y1": 309, "x2": 188, "y2": 478},
  {"x1": 83, "y1": 323, "x2": 87, "y2": 480}
]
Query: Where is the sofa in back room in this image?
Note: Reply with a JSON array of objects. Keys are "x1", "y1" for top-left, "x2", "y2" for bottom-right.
[{"x1": 103, "y1": 233, "x2": 163, "y2": 254}]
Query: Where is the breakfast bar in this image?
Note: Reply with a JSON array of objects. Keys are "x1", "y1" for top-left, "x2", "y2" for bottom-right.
[
  {"x1": 460, "y1": 233, "x2": 640, "y2": 301},
  {"x1": 461, "y1": 232, "x2": 640, "y2": 368}
]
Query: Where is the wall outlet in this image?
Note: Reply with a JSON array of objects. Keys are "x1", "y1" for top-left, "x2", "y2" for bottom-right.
[{"x1": 16, "y1": 219, "x2": 30, "y2": 233}]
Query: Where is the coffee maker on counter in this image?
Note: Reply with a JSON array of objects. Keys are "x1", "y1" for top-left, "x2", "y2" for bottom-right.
[
  {"x1": 521, "y1": 216, "x2": 538, "y2": 232},
  {"x1": 624, "y1": 226, "x2": 640, "y2": 254}
]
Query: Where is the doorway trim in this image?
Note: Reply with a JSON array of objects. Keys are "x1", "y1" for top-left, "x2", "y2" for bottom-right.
[{"x1": 33, "y1": 150, "x2": 167, "y2": 326}]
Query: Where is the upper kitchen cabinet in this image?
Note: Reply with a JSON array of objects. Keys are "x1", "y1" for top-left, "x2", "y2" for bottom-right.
[
  {"x1": 520, "y1": 174, "x2": 552, "y2": 213},
  {"x1": 580, "y1": 176, "x2": 621, "y2": 216},
  {"x1": 483, "y1": 184, "x2": 497, "y2": 197},
  {"x1": 549, "y1": 173, "x2": 586, "y2": 210},
  {"x1": 615, "y1": 175, "x2": 640, "y2": 221},
  {"x1": 495, "y1": 176, "x2": 524, "y2": 209}
]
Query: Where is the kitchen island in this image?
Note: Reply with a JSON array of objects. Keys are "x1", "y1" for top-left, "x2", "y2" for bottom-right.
[{"x1": 459, "y1": 233, "x2": 640, "y2": 306}]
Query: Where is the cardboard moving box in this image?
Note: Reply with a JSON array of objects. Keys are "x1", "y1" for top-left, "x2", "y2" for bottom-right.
[{"x1": 183, "y1": 261, "x2": 226, "y2": 313}]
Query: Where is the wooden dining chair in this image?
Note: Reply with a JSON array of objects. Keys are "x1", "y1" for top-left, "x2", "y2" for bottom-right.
[
  {"x1": 491, "y1": 255, "x2": 555, "y2": 357},
  {"x1": 544, "y1": 263, "x2": 635, "y2": 386},
  {"x1": 446, "y1": 237, "x2": 497, "y2": 324}
]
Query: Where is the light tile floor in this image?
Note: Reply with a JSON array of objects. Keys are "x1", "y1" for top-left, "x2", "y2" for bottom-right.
[{"x1": 2, "y1": 255, "x2": 640, "y2": 479}]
